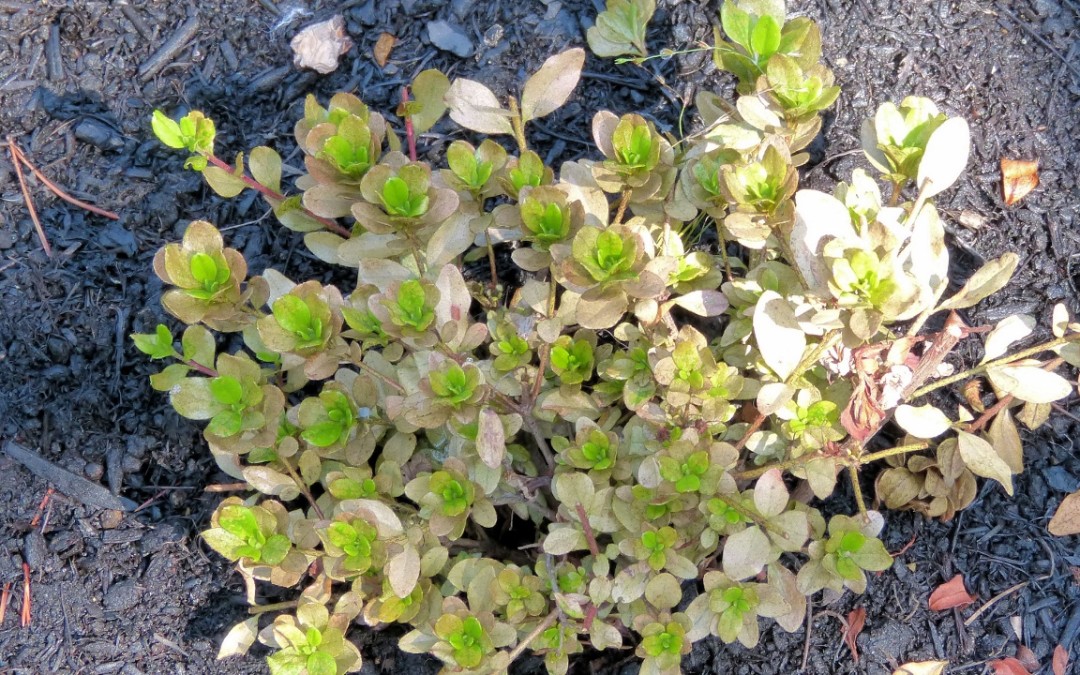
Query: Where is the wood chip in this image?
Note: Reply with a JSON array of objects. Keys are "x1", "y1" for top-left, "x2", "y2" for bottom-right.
[{"x1": 4, "y1": 441, "x2": 127, "y2": 512}]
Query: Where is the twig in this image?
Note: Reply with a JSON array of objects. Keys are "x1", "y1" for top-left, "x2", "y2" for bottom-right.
[
  {"x1": 801, "y1": 600, "x2": 813, "y2": 671},
  {"x1": 248, "y1": 599, "x2": 298, "y2": 615},
  {"x1": 506, "y1": 610, "x2": 559, "y2": 664},
  {"x1": 8, "y1": 137, "x2": 51, "y2": 257},
  {"x1": 20, "y1": 562, "x2": 30, "y2": 627},
  {"x1": 138, "y1": 15, "x2": 200, "y2": 80},
  {"x1": 0, "y1": 583, "x2": 10, "y2": 624},
  {"x1": 996, "y1": 3, "x2": 1080, "y2": 80},
  {"x1": 612, "y1": 188, "x2": 632, "y2": 226},
  {"x1": 963, "y1": 580, "x2": 1031, "y2": 627},
  {"x1": 203, "y1": 482, "x2": 249, "y2": 492},
  {"x1": 575, "y1": 503, "x2": 601, "y2": 558},
  {"x1": 8, "y1": 136, "x2": 120, "y2": 219},
  {"x1": 279, "y1": 455, "x2": 325, "y2": 519},
  {"x1": 29, "y1": 487, "x2": 55, "y2": 529}
]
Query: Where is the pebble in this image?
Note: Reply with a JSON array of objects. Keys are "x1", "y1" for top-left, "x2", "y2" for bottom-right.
[
  {"x1": 99, "y1": 509, "x2": 124, "y2": 530},
  {"x1": 103, "y1": 579, "x2": 142, "y2": 612},
  {"x1": 427, "y1": 20, "x2": 474, "y2": 58},
  {"x1": 23, "y1": 530, "x2": 47, "y2": 569},
  {"x1": 84, "y1": 461, "x2": 104, "y2": 480}
]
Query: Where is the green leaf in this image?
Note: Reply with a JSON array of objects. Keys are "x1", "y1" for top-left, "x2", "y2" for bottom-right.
[
  {"x1": 219, "y1": 505, "x2": 260, "y2": 541},
  {"x1": 249, "y1": 146, "x2": 282, "y2": 193},
  {"x1": 410, "y1": 69, "x2": 451, "y2": 133},
  {"x1": 207, "y1": 409, "x2": 243, "y2": 437},
  {"x1": 210, "y1": 376, "x2": 244, "y2": 405},
  {"x1": 132, "y1": 324, "x2": 176, "y2": 359},
  {"x1": 273, "y1": 295, "x2": 313, "y2": 335},
  {"x1": 750, "y1": 15, "x2": 781, "y2": 60},
  {"x1": 305, "y1": 651, "x2": 337, "y2": 675},
  {"x1": 261, "y1": 534, "x2": 292, "y2": 565},
  {"x1": 721, "y1": 2, "x2": 751, "y2": 47},
  {"x1": 151, "y1": 110, "x2": 186, "y2": 149},
  {"x1": 202, "y1": 165, "x2": 248, "y2": 198},
  {"x1": 303, "y1": 421, "x2": 345, "y2": 448}
]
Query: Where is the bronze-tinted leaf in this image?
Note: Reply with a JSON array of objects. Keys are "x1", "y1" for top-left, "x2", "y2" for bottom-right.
[
  {"x1": 373, "y1": 32, "x2": 396, "y2": 68},
  {"x1": 1048, "y1": 491, "x2": 1080, "y2": 536},
  {"x1": 842, "y1": 607, "x2": 866, "y2": 663}
]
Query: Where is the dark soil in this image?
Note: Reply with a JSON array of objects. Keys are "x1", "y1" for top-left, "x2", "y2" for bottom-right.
[{"x1": 1, "y1": 1, "x2": 1078, "y2": 674}]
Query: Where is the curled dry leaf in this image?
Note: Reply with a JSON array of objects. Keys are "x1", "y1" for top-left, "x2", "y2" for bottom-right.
[
  {"x1": 1048, "y1": 491, "x2": 1080, "y2": 536},
  {"x1": 892, "y1": 661, "x2": 948, "y2": 675},
  {"x1": 1052, "y1": 644, "x2": 1069, "y2": 675},
  {"x1": 843, "y1": 607, "x2": 866, "y2": 663},
  {"x1": 927, "y1": 574, "x2": 976, "y2": 611},
  {"x1": 988, "y1": 657, "x2": 1032, "y2": 675},
  {"x1": 291, "y1": 15, "x2": 353, "y2": 74},
  {"x1": 1001, "y1": 158, "x2": 1039, "y2": 206}
]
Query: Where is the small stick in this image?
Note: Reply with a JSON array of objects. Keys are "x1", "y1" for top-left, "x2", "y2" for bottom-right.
[
  {"x1": 138, "y1": 15, "x2": 200, "y2": 81},
  {"x1": 506, "y1": 610, "x2": 558, "y2": 664},
  {"x1": 8, "y1": 136, "x2": 51, "y2": 257},
  {"x1": 203, "y1": 482, "x2": 249, "y2": 493},
  {"x1": 801, "y1": 600, "x2": 813, "y2": 671},
  {"x1": 402, "y1": 87, "x2": 417, "y2": 162},
  {"x1": 29, "y1": 487, "x2": 55, "y2": 529},
  {"x1": 20, "y1": 562, "x2": 30, "y2": 627},
  {"x1": 8, "y1": 137, "x2": 120, "y2": 220},
  {"x1": 964, "y1": 580, "x2": 1030, "y2": 627}
]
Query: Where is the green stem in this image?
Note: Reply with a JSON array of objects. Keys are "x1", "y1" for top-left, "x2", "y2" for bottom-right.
[
  {"x1": 711, "y1": 492, "x2": 783, "y2": 537},
  {"x1": 507, "y1": 98, "x2": 528, "y2": 154},
  {"x1": 909, "y1": 333, "x2": 1080, "y2": 399},
  {"x1": 248, "y1": 600, "x2": 298, "y2": 615}
]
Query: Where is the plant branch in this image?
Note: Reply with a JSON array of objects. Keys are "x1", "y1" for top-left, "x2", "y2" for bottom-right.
[
  {"x1": 909, "y1": 334, "x2": 1080, "y2": 400},
  {"x1": 506, "y1": 610, "x2": 558, "y2": 664},
  {"x1": 182, "y1": 358, "x2": 218, "y2": 377},
  {"x1": 352, "y1": 356, "x2": 406, "y2": 394},
  {"x1": 248, "y1": 599, "x2": 298, "y2": 615},
  {"x1": 856, "y1": 441, "x2": 931, "y2": 465},
  {"x1": 402, "y1": 87, "x2": 418, "y2": 162},
  {"x1": 575, "y1": 503, "x2": 602, "y2": 558},
  {"x1": 612, "y1": 188, "x2": 632, "y2": 226},
  {"x1": 8, "y1": 136, "x2": 51, "y2": 257},
  {"x1": 964, "y1": 356, "x2": 1065, "y2": 433},
  {"x1": 279, "y1": 454, "x2": 325, "y2": 519},
  {"x1": 205, "y1": 154, "x2": 352, "y2": 238}
]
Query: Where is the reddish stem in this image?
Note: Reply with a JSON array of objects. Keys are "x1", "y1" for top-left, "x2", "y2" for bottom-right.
[
  {"x1": 574, "y1": 503, "x2": 601, "y2": 559},
  {"x1": 0, "y1": 582, "x2": 10, "y2": 624},
  {"x1": 20, "y1": 563, "x2": 30, "y2": 627},
  {"x1": 205, "y1": 155, "x2": 351, "y2": 238},
  {"x1": 183, "y1": 359, "x2": 218, "y2": 377},
  {"x1": 402, "y1": 87, "x2": 418, "y2": 162}
]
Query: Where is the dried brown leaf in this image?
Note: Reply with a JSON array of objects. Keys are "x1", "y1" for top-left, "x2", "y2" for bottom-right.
[
  {"x1": 373, "y1": 32, "x2": 396, "y2": 68},
  {"x1": 988, "y1": 657, "x2": 1032, "y2": 675},
  {"x1": 1048, "y1": 491, "x2": 1080, "y2": 536},
  {"x1": 928, "y1": 574, "x2": 976, "y2": 611},
  {"x1": 1052, "y1": 645, "x2": 1069, "y2": 675},
  {"x1": 1001, "y1": 158, "x2": 1039, "y2": 206},
  {"x1": 1014, "y1": 645, "x2": 1039, "y2": 672},
  {"x1": 843, "y1": 607, "x2": 866, "y2": 663}
]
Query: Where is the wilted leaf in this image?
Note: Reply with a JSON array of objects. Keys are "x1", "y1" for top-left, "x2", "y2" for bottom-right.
[
  {"x1": 722, "y1": 525, "x2": 770, "y2": 581},
  {"x1": 988, "y1": 657, "x2": 1032, "y2": 675},
  {"x1": 843, "y1": 607, "x2": 866, "y2": 664},
  {"x1": 892, "y1": 662, "x2": 948, "y2": 675},
  {"x1": 520, "y1": 48, "x2": 584, "y2": 123},
  {"x1": 1048, "y1": 491, "x2": 1080, "y2": 536},
  {"x1": 982, "y1": 315, "x2": 1035, "y2": 363},
  {"x1": 373, "y1": 32, "x2": 396, "y2": 68},
  {"x1": 672, "y1": 290, "x2": 729, "y2": 317},
  {"x1": 918, "y1": 117, "x2": 969, "y2": 198},
  {"x1": 476, "y1": 408, "x2": 505, "y2": 469},
  {"x1": 753, "y1": 469, "x2": 789, "y2": 518},
  {"x1": 927, "y1": 574, "x2": 975, "y2": 611},
  {"x1": 644, "y1": 572, "x2": 682, "y2": 610},
  {"x1": 937, "y1": 253, "x2": 1019, "y2": 311},
  {"x1": 894, "y1": 404, "x2": 952, "y2": 439},
  {"x1": 1052, "y1": 645, "x2": 1069, "y2": 675},
  {"x1": 987, "y1": 409, "x2": 1023, "y2": 474},
  {"x1": 217, "y1": 617, "x2": 259, "y2": 659},
  {"x1": 445, "y1": 78, "x2": 513, "y2": 135},
  {"x1": 987, "y1": 365, "x2": 1073, "y2": 404},
  {"x1": 1001, "y1": 158, "x2": 1039, "y2": 206},
  {"x1": 411, "y1": 69, "x2": 451, "y2": 133},
  {"x1": 753, "y1": 290, "x2": 806, "y2": 381},
  {"x1": 956, "y1": 430, "x2": 1014, "y2": 496}
]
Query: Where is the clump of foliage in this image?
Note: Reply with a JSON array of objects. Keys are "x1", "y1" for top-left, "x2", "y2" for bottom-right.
[{"x1": 137, "y1": 1, "x2": 1080, "y2": 673}]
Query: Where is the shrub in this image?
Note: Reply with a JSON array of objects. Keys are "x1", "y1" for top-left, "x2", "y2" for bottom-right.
[{"x1": 136, "y1": 1, "x2": 1080, "y2": 673}]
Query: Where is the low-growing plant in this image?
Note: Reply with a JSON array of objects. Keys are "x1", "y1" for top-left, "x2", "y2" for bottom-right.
[{"x1": 136, "y1": 1, "x2": 1080, "y2": 673}]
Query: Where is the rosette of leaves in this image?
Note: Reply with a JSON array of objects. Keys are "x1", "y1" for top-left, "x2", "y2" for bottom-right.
[
  {"x1": 684, "y1": 570, "x2": 791, "y2": 648},
  {"x1": 168, "y1": 351, "x2": 285, "y2": 451},
  {"x1": 775, "y1": 387, "x2": 845, "y2": 450},
  {"x1": 352, "y1": 155, "x2": 459, "y2": 234},
  {"x1": 763, "y1": 54, "x2": 840, "y2": 122},
  {"x1": 713, "y1": 0, "x2": 822, "y2": 92},
  {"x1": 504, "y1": 185, "x2": 585, "y2": 272},
  {"x1": 590, "y1": 112, "x2": 676, "y2": 202},
  {"x1": 721, "y1": 145, "x2": 797, "y2": 216},
  {"x1": 293, "y1": 93, "x2": 391, "y2": 215},
  {"x1": 586, "y1": 0, "x2": 654, "y2": 59},
  {"x1": 554, "y1": 419, "x2": 622, "y2": 475},
  {"x1": 153, "y1": 220, "x2": 250, "y2": 331},
  {"x1": 399, "y1": 356, "x2": 488, "y2": 429},
  {"x1": 318, "y1": 513, "x2": 386, "y2": 579},
  {"x1": 498, "y1": 150, "x2": 554, "y2": 200},
  {"x1": 367, "y1": 275, "x2": 440, "y2": 348},
  {"x1": 822, "y1": 240, "x2": 923, "y2": 339},
  {"x1": 404, "y1": 458, "x2": 497, "y2": 540},
  {"x1": 550, "y1": 222, "x2": 667, "y2": 329},
  {"x1": 257, "y1": 281, "x2": 345, "y2": 380},
  {"x1": 861, "y1": 96, "x2": 947, "y2": 187},
  {"x1": 400, "y1": 597, "x2": 515, "y2": 672},
  {"x1": 633, "y1": 614, "x2": 692, "y2": 675},
  {"x1": 442, "y1": 139, "x2": 507, "y2": 200},
  {"x1": 261, "y1": 600, "x2": 362, "y2": 675},
  {"x1": 797, "y1": 513, "x2": 893, "y2": 594},
  {"x1": 203, "y1": 498, "x2": 310, "y2": 586}
]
